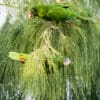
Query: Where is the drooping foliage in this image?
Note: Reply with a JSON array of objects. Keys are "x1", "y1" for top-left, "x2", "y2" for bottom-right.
[{"x1": 0, "y1": 0, "x2": 100, "y2": 100}]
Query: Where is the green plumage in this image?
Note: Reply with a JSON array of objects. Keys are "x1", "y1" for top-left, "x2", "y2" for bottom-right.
[
  {"x1": 31, "y1": 4, "x2": 90, "y2": 22},
  {"x1": 31, "y1": 4, "x2": 77, "y2": 22}
]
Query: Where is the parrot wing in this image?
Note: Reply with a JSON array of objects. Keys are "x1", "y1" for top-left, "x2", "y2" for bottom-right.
[{"x1": 47, "y1": 7, "x2": 77, "y2": 22}]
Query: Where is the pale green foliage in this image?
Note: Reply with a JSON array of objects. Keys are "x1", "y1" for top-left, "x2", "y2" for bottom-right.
[
  {"x1": 19, "y1": 16, "x2": 99, "y2": 99},
  {"x1": 0, "y1": 0, "x2": 100, "y2": 100}
]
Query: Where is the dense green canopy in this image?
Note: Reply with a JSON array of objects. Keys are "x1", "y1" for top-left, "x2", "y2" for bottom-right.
[{"x1": 0, "y1": 0, "x2": 99, "y2": 100}]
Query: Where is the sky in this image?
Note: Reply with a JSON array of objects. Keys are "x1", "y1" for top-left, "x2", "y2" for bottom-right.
[
  {"x1": 0, "y1": 0, "x2": 18, "y2": 27},
  {"x1": 0, "y1": 6, "x2": 7, "y2": 26}
]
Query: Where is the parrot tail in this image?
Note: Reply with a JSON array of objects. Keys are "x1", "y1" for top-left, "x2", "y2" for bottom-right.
[{"x1": 77, "y1": 16, "x2": 93, "y2": 21}]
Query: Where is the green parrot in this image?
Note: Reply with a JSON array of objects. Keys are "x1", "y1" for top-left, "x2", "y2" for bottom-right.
[
  {"x1": 8, "y1": 52, "x2": 29, "y2": 63},
  {"x1": 8, "y1": 52, "x2": 71, "y2": 66},
  {"x1": 29, "y1": 4, "x2": 91, "y2": 22}
]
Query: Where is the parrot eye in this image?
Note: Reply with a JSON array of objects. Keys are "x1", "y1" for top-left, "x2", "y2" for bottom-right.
[
  {"x1": 31, "y1": 9, "x2": 37, "y2": 16},
  {"x1": 28, "y1": 9, "x2": 36, "y2": 19}
]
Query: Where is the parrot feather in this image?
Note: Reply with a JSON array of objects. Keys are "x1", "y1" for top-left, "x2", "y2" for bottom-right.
[
  {"x1": 30, "y1": 4, "x2": 92, "y2": 22},
  {"x1": 8, "y1": 52, "x2": 29, "y2": 62}
]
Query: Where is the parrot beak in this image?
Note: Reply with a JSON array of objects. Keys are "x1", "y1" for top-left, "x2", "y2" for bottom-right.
[{"x1": 27, "y1": 10, "x2": 35, "y2": 19}]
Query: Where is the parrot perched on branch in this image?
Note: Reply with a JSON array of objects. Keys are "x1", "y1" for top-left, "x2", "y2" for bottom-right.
[
  {"x1": 8, "y1": 52, "x2": 71, "y2": 66},
  {"x1": 8, "y1": 52, "x2": 29, "y2": 63},
  {"x1": 28, "y1": 4, "x2": 91, "y2": 22}
]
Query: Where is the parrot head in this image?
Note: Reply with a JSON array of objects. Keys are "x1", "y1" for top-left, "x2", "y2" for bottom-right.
[{"x1": 27, "y1": 9, "x2": 37, "y2": 19}]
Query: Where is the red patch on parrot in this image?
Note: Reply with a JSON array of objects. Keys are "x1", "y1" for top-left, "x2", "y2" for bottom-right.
[{"x1": 19, "y1": 55, "x2": 26, "y2": 62}]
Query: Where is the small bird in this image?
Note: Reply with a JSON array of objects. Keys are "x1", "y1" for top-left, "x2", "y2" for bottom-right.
[
  {"x1": 8, "y1": 52, "x2": 29, "y2": 63},
  {"x1": 29, "y1": 4, "x2": 91, "y2": 22},
  {"x1": 8, "y1": 52, "x2": 71, "y2": 66}
]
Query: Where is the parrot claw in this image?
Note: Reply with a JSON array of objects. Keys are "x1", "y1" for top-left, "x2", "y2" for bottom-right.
[
  {"x1": 49, "y1": 26, "x2": 59, "y2": 29},
  {"x1": 66, "y1": 20, "x2": 73, "y2": 24}
]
